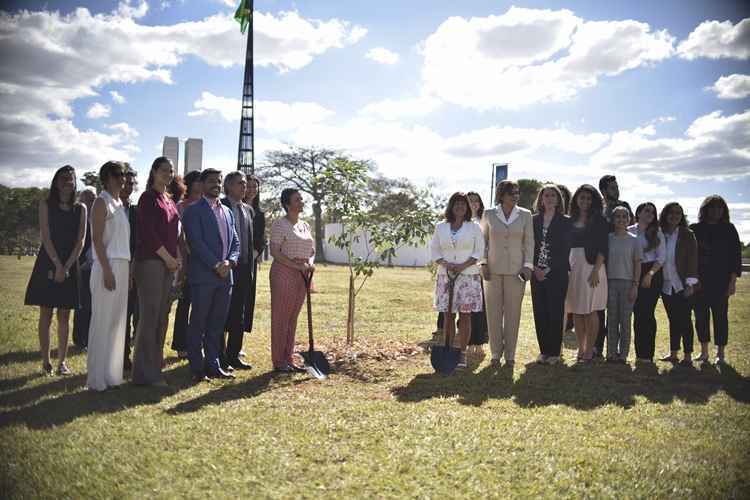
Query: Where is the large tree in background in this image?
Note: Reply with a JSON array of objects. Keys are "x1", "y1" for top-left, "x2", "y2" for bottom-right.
[
  {"x1": 518, "y1": 178, "x2": 543, "y2": 211},
  {"x1": 257, "y1": 146, "x2": 372, "y2": 261}
]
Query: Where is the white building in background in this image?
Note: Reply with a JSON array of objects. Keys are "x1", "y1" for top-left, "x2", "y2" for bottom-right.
[
  {"x1": 322, "y1": 223, "x2": 431, "y2": 267},
  {"x1": 184, "y1": 138, "x2": 203, "y2": 175},
  {"x1": 162, "y1": 136, "x2": 179, "y2": 172}
]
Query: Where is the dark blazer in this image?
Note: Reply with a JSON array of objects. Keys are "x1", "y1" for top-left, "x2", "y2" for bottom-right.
[
  {"x1": 125, "y1": 201, "x2": 137, "y2": 257},
  {"x1": 689, "y1": 222, "x2": 741, "y2": 295},
  {"x1": 572, "y1": 215, "x2": 609, "y2": 266},
  {"x1": 182, "y1": 198, "x2": 240, "y2": 286},
  {"x1": 533, "y1": 213, "x2": 571, "y2": 279},
  {"x1": 221, "y1": 197, "x2": 254, "y2": 269},
  {"x1": 250, "y1": 207, "x2": 266, "y2": 258},
  {"x1": 668, "y1": 226, "x2": 699, "y2": 287}
]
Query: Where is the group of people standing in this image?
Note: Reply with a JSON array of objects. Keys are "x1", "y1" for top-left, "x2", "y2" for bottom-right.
[
  {"x1": 430, "y1": 175, "x2": 742, "y2": 369},
  {"x1": 25, "y1": 159, "x2": 271, "y2": 389}
]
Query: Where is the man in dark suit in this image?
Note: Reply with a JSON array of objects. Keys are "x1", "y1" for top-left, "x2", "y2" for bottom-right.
[
  {"x1": 73, "y1": 186, "x2": 97, "y2": 350},
  {"x1": 120, "y1": 169, "x2": 138, "y2": 370},
  {"x1": 221, "y1": 171, "x2": 254, "y2": 370},
  {"x1": 182, "y1": 168, "x2": 240, "y2": 382}
]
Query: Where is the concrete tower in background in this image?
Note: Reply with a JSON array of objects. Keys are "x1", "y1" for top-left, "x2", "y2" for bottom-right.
[
  {"x1": 162, "y1": 136, "x2": 179, "y2": 172},
  {"x1": 184, "y1": 138, "x2": 203, "y2": 175}
]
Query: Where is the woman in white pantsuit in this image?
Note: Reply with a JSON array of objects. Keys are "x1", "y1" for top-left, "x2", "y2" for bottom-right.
[
  {"x1": 87, "y1": 161, "x2": 131, "y2": 391},
  {"x1": 480, "y1": 180, "x2": 534, "y2": 367}
]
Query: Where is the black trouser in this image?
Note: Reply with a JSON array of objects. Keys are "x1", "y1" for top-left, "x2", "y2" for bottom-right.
[
  {"x1": 171, "y1": 282, "x2": 190, "y2": 352},
  {"x1": 125, "y1": 286, "x2": 138, "y2": 363},
  {"x1": 662, "y1": 290, "x2": 694, "y2": 354},
  {"x1": 73, "y1": 268, "x2": 92, "y2": 348},
  {"x1": 633, "y1": 263, "x2": 663, "y2": 360},
  {"x1": 531, "y1": 274, "x2": 568, "y2": 357},
  {"x1": 595, "y1": 310, "x2": 606, "y2": 356},
  {"x1": 244, "y1": 260, "x2": 258, "y2": 333},
  {"x1": 693, "y1": 293, "x2": 729, "y2": 346},
  {"x1": 224, "y1": 261, "x2": 251, "y2": 360}
]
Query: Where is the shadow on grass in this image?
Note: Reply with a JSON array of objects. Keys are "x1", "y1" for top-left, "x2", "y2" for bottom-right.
[
  {"x1": 0, "y1": 364, "x2": 195, "y2": 429},
  {"x1": 165, "y1": 370, "x2": 306, "y2": 415},
  {"x1": 393, "y1": 359, "x2": 750, "y2": 409},
  {"x1": 392, "y1": 364, "x2": 514, "y2": 407}
]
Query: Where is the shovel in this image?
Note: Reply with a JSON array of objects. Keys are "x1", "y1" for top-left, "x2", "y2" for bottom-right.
[
  {"x1": 300, "y1": 270, "x2": 330, "y2": 380},
  {"x1": 431, "y1": 271, "x2": 461, "y2": 375}
]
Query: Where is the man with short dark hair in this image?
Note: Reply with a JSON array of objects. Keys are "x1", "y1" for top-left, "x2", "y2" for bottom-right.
[
  {"x1": 73, "y1": 186, "x2": 97, "y2": 350},
  {"x1": 221, "y1": 171, "x2": 254, "y2": 370},
  {"x1": 182, "y1": 168, "x2": 240, "y2": 381},
  {"x1": 120, "y1": 168, "x2": 138, "y2": 370}
]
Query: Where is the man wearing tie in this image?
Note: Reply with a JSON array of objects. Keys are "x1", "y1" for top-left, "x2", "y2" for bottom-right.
[
  {"x1": 182, "y1": 168, "x2": 240, "y2": 382},
  {"x1": 221, "y1": 171, "x2": 254, "y2": 370}
]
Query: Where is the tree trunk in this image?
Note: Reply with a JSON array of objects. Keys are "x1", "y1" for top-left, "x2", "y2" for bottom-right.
[
  {"x1": 312, "y1": 200, "x2": 325, "y2": 262},
  {"x1": 346, "y1": 274, "x2": 355, "y2": 344}
]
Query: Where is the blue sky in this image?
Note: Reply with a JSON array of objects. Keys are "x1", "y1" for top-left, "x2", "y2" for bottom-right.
[{"x1": 1, "y1": 0, "x2": 749, "y2": 237}]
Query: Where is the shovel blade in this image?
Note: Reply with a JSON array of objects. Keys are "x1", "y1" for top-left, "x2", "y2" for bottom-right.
[
  {"x1": 300, "y1": 350, "x2": 331, "y2": 379},
  {"x1": 430, "y1": 345, "x2": 460, "y2": 375}
]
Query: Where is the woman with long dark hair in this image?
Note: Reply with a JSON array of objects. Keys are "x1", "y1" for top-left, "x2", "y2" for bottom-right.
[
  {"x1": 25, "y1": 165, "x2": 87, "y2": 375},
  {"x1": 628, "y1": 202, "x2": 665, "y2": 362},
  {"x1": 531, "y1": 185, "x2": 571, "y2": 365},
  {"x1": 658, "y1": 202, "x2": 698, "y2": 365},
  {"x1": 690, "y1": 195, "x2": 742, "y2": 364},
  {"x1": 565, "y1": 184, "x2": 608, "y2": 363},
  {"x1": 132, "y1": 157, "x2": 180, "y2": 386},
  {"x1": 465, "y1": 191, "x2": 489, "y2": 356},
  {"x1": 244, "y1": 175, "x2": 265, "y2": 337}
]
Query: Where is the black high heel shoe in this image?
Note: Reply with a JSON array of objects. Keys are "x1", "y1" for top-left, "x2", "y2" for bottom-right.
[{"x1": 42, "y1": 362, "x2": 53, "y2": 376}]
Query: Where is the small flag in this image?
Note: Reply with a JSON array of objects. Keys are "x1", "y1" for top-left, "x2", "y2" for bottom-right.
[{"x1": 234, "y1": 0, "x2": 251, "y2": 34}]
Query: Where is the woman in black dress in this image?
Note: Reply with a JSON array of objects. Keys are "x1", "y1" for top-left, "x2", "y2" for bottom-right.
[
  {"x1": 25, "y1": 165, "x2": 87, "y2": 375},
  {"x1": 466, "y1": 191, "x2": 489, "y2": 355},
  {"x1": 244, "y1": 175, "x2": 266, "y2": 336},
  {"x1": 690, "y1": 195, "x2": 742, "y2": 364}
]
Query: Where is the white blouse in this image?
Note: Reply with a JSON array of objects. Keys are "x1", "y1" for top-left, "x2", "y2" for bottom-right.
[
  {"x1": 430, "y1": 221, "x2": 484, "y2": 276},
  {"x1": 93, "y1": 190, "x2": 131, "y2": 263},
  {"x1": 627, "y1": 224, "x2": 666, "y2": 265}
]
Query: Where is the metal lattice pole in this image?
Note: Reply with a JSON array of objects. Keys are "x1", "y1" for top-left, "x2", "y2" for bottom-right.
[{"x1": 237, "y1": 0, "x2": 254, "y2": 175}]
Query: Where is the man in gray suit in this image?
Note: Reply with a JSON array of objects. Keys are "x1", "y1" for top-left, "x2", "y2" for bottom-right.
[{"x1": 221, "y1": 171, "x2": 255, "y2": 370}]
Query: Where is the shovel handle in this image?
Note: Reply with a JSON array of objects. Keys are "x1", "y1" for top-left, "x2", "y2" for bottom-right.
[
  {"x1": 444, "y1": 271, "x2": 459, "y2": 348},
  {"x1": 301, "y1": 269, "x2": 315, "y2": 352}
]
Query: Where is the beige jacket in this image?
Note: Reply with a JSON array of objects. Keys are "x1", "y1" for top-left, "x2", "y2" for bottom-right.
[{"x1": 480, "y1": 205, "x2": 534, "y2": 276}]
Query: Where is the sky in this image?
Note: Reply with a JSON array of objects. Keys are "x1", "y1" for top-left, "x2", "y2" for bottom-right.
[{"x1": 1, "y1": 0, "x2": 749, "y2": 239}]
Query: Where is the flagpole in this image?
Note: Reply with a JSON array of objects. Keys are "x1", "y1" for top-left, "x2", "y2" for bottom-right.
[{"x1": 237, "y1": 0, "x2": 254, "y2": 175}]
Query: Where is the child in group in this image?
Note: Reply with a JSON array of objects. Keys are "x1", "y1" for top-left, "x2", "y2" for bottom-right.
[{"x1": 606, "y1": 206, "x2": 642, "y2": 363}]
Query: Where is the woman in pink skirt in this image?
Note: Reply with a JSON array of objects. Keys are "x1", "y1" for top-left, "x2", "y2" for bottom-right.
[
  {"x1": 566, "y1": 185, "x2": 608, "y2": 363},
  {"x1": 269, "y1": 188, "x2": 315, "y2": 373}
]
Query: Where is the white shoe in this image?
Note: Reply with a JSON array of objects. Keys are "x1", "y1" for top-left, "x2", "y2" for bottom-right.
[{"x1": 546, "y1": 356, "x2": 560, "y2": 365}]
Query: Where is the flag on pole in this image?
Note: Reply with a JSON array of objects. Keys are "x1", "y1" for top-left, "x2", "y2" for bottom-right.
[{"x1": 234, "y1": 0, "x2": 251, "y2": 34}]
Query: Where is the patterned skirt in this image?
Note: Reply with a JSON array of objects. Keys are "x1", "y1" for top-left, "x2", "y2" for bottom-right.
[{"x1": 433, "y1": 273, "x2": 483, "y2": 313}]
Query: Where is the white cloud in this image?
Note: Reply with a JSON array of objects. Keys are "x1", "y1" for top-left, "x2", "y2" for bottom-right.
[
  {"x1": 86, "y1": 102, "x2": 111, "y2": 119},
  {"x1": 420, "y1": 7, "x2": 674, "y2": 110},
  {"x1": 117, "y1": 0, "x2": 149, "y2": 19},
  {"x1": 590, "y1": 109, "x2": 750, "y2": 180},
  {"x1": 110, "y1": 90, "x2": 126, "y2": 104},
  {"x1": 0, "y1": 6, "x2": 365, "y2": 185},
  {"x1": 708, "y1": 74, "x2": 750, "y2": 99},
  {"x1": 359, "y1": 95, "x2": 441, "y2": 120},
  {"x1": 188, "y1": 91, "x2": 335, "y2": 133},
  {"x1": 365, "y1": 47, "x2": 400, "y2": 64},
  {"x1": 677, "y1": 18, "x2": 750, "y2": 60}
]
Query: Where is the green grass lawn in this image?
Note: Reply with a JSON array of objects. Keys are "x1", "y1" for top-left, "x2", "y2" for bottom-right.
[{"x1": 1, "y1": 255, "x2": 748, "y2": 499}]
